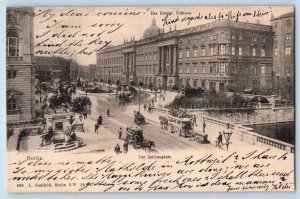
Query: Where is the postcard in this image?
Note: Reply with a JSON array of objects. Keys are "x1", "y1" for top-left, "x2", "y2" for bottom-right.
[{"x1": 6, "y1": 6, "x2": 295, "y2": 192}]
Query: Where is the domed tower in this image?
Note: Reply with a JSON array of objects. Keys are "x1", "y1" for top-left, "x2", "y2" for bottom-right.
[{"x1": 143, "y1": 18, "x2": 162, "y2": 39}]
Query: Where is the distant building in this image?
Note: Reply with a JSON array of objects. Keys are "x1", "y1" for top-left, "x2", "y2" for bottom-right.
[
  {"x1": 88, "y1": 64, "x2": 96, "y2": 81},
  {"x1": 6, "y1": 8, "x2": 35, "y2": 122},
  {"x1": 78, "y1": 66, "x2": 89, "y2": 80},
  {"x1": 96, "y1": 19, "x2": 273, "y2": 93},
  {"x1": 70, "y1": 59, "x2": 80, "y2": 80},
  {"x1": 35, "y1": 56, "x2": 71, "y2": 82},
  {"x1": 271, "y1": 12, "x2": 295, "y2": 100}
]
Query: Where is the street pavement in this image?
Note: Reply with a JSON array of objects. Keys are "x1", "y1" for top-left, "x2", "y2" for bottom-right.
[{"x1": 10, "y1": 88, "x2": 293, "y2": 156}]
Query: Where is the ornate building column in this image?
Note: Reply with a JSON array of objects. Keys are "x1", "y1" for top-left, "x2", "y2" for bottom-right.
[
  {"x1": 169, "y1": 45, "x2": 172, "y2": 74},
  {"x1": 161, "y1": 47, "x2": 165, "y2": 75},
  {"x1": 158, "y1": 47, "x2": 161, "y2": 74},
  {"x1": 173, "y1": 45, "x2": 177, "y2": 75},
  {"x1": 124, "y1": 53, "x2": 127, "y2": 73}
]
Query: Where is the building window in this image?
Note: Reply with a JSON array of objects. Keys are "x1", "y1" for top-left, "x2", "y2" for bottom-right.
[
  {"x1": 274, "y1": 48, "x2": 278, "y2": 56},
  {"x1": 285, "y1": 47, "x2": 291, "y2": 55},
  {"x1": 252, "y1": 48, "x2": 256, "y2": 56},
  {"x1": 231, "y1": 34, "x2": 236, "y2": 40},
  {"x1": 261, "y1": 64, "x2": 266, "y2": 74},
  {"x1": 286, "y1": 33, "x2": 291, "y2": 40},
  {"x1": 209, "y1": 64, "x2": 214, "y2": 73},
  {"x1": 286, "y1": 19, "x2": 291, "y2": 26},
  {"x1": 210, "y1": 47, "x2": 214, "y2": 56},
  {"x1": 179, "y1": 64, "x2": 182, "y2": 73},
  {"x1": 287, "y1": 67, "x2": 291, "y2": 75},
  {"x1": 201, "y1": 48, "x2": 205, "y2": 56},
  {"x1": 186, "y1": 64, "x2": 190, "y2": 73},
  {"x1": 186, "y1": 50, "x2": 190, "y2": 58},
  {"x1": 231, "y1": 64, "x2": 236, "y2": 74},
  {"x1": 219, "y1": 62, "x2": 225, "y2": 73},
  {"x1": 7, "y1": 14, "x2": 19, "y2": 24},
  {"x1": 210, "y1": 34, "x2": 214, "y2": 40},
  {"x1": 261, "y1": 48, "x2": 266, "y2": 57},
  {"x1": 194, "y1": 64, "x2": 197, "y2": 73},
  {"x1": 7, "y1": 30, "x2": 20, "y2": 57},
  {"x1": 274, "y1": 22, "x2": 278, "y2": 28},
  {"x1": 202, "y1": 64, "x2": 206, "y2": 73},
  {"x1": 179, "y1": 50, "x2": 183, "y2": 58},
  {"x1": 193, "y1": 49, "x2": 197, "y2": 57},
  {"x1": 231, "y1": 47, "x2": 235, "y2": 55},
  {"x1": 239, "y1": 35, "x2": 243, "y2": 40},
  {"x1": 7, "y1": 67, "x2": 17, "y2": 79},
  {"x1": 220, "y1": 32, "x2": 226, "y2": 39},
  {"x1": 238, "y1": 46, "x2": 243, "y2": 56},
  {"x1": 262, "y1": 37, "x2": 266, "y2": 42},
  {"x1": 7, "y1": 93, "x2": 20, "y2": 114},
  {"x1": 7, "y1": 98, "x2": 17, "y2": 111},
  {"x1": 253, "y1": 36, "x2": 257, "y2": 41},
  {"x1": 219, "y1": 44, "x2": 226, "y2": 55},
  {"x1": 276, "y1": 67, "x2": 279, "y2": 74}
]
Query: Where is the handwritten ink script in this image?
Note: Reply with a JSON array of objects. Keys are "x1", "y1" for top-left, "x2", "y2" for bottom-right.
[
  {"x1": 7, "y1": 149, "x2": 294, "y2": 192},
  {"x1": 34, "y1": 8, "x2": 151, "y2": 57},
  {"x1": 34, "y1": 7, "x2": 273, "y2": 57}
]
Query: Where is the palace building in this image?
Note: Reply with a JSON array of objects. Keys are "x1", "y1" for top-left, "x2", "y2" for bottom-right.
[
  {"x1": 271, "y1": 12, "x2": 294, "y2": 100},
  {"x1": 6, "y1": 8, "x2": 35, "y2": 122},
  {"x1": 96, "y1": 18, "x2": 274, "y2": 93}
]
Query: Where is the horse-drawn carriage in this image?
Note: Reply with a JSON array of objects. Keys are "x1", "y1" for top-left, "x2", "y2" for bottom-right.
[
  {"x1": 126, "y1": 126, "x2": 155, "y2": 150},
  {"x1": 70, "y1": 96, "x2": 91, "y2": 113},
  {"x1": 159, "y1": 114, "x2": 208, "y2": 143},
  {"x1": 134, "y1": 112, "x2": 145, "y2": 125}
]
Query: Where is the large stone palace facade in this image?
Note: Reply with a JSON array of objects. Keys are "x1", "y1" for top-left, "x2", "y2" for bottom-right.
[
  {"x1": 96, "y1": 19, "x2": 273, "y2": 93},
  {"x1": 271, "y1": 12, "x2": 294, "y2": 99},
  {"x1": 6, "y1": 8, "x2": 35, "y2": 122}
]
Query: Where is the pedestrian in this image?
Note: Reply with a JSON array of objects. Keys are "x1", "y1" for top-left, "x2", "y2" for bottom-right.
[
  {"x1": 118, "y1": 127, "x2": 122, "y2": 139},
  {"x1": 143, "y1": 104, "x2": 147, "y2": 111},
  {"x1": 193, "y1": 116, "x2": 197, "y2": 126},
  {"x1": 216, "y1": 132, "x2": 223, "y2": 147},
  {"x1": 114, "y1": 144, "x2": 121, "y2": 154},
  {"x1": 97, "y1": 114, "x2": 103, "y2": 125},
  {"x1": 83, "y1": 107, "x2": 88, "y2": 119},
  {"x1": 202, "y1": 120, "x2": 206, "y2": 133},
  {"x1": 123, "y1": 140, "x2": 128, "y2": 154},
  {"x1": 95, "y1": 122, "x2": 99, "y2": 134},
  {"x1": 107, "y1": 109, "x2": 110, "y2": 117},
  {"x1": 79, "y1": 114, "x2": 83, "y2": 122}
]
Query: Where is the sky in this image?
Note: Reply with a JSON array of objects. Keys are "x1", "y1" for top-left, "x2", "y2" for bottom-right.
[{"x1": 33, "y1": 6, "x2": 294, "y2": 66}]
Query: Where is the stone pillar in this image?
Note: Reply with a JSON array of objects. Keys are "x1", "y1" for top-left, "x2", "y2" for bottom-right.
[
  {"x1": 169, "y1": 45, "x2": 172, "y2": 74},
  {"x1": 131, "y1": 53, "x2": 134, "y2": 73},
  {"x1": 161, "y1": 47, "x2": 165, "y2": 75},
  {"x1": 132, "y1": 53, "x2": 135, "y2": 73},
  {"x1": 124, "y1": 53, "x2": 127, "y2": 73},
  {"x1": 173, "y1": 45, "x2": 177, "y2": 75}
]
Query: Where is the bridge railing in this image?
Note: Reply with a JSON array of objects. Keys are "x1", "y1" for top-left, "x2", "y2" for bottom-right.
[
  {"x1": 198, "y1": 114, "x2": 295, "y2": 153},
  {"x1": 150, "y1": 107, "x2": 295, "y2": 153}
]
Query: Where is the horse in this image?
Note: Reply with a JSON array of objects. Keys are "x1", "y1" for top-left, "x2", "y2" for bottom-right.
[
  {"x1": 95, "y1": 123, "x2": 100, "y2": 134},
  {"x1": 142, "y1": 140, "x2": 155, "y2": 152}
]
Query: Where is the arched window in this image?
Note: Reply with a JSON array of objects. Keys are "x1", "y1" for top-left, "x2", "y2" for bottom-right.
[
  {"x1": 7, "y1": 30, "x2": 20, "y2": 57},
  {"x1": 7, "y1": 97, "x2": 17, "y2": 111}
]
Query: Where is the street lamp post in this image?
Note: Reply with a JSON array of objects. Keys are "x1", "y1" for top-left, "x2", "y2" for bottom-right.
[
  {"x1": 223, "y1": 123, "x2": 233, "y2": 151},
  {"x1": 138, "y1": 86, "x2": 141, "y2": 112}
]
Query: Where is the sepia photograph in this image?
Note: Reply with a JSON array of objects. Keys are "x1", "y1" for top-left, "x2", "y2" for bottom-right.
[{"x1": 5, "y1": 6, "x2": 295, "y2": 193}]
